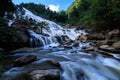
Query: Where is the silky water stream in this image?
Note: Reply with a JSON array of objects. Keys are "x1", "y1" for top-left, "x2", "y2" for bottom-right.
[{"x1": 1, "y1": 8, "x2": 120, "y2": 80}]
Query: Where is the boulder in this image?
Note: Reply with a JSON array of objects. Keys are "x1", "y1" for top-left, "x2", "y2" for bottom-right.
[
  {"x1": 64, "y1": 45, "x2": 72, "y2": 49},
  {"x1": 107, "y1": 29, "x2": 119, "y2": 39},
  {"x1": 112, "y1": 41, "x2": 120, "y2": 49},
  {"x1": 46, "y1": 60, "x2": 60, "y2": 68},
  {"x1": 0, "y1": 48, "x2": 4, "y2": 51},
  {"x1": 64, "y1": 39, "x2": 73, "y2": 44},
  {"x1": 73, "y1": 41, "x2": 79, "y2": 47},
  {"x1": 13, "y1": 55, "x2": 37, "y2": 66},
  {"x1": 11, "y1": 47, "x2": 41, "y2": 53},
  {"x1": 99, "y1": 45, "x2": 120, "y2": 53},
  {"x1": 29, "y1": 69, "x2": 60, "y2": 80},
  {"x1": 83, "y1": 47, "x2": 94, "y2": 52},
  {"x1": 75, "y1": 35, "x2": 87, "y2": 42},
  {"x1": 87, "y1": 33, "x2": 105, "y2": 40}
]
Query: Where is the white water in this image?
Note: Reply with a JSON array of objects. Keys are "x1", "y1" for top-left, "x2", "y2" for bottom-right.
[
  {"x1": 2, "y1": 7, "x2": 120, "y2": 80},
  {"x1": 3, "y1": 46, "x2": 120, "y2": 80},
  {"x1": 23, "y1": 8, "x2": 87, "y2": 47}
]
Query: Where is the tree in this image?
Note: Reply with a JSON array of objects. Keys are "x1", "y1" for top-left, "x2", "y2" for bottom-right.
[
  {"x1": 20, "y1": 3, "x2": 68, "y2": 25},
  {"x1": 35, "y1": 21, "x2": 48, "y2": 34},
  {"x1": 0, "y1": 0, "x2": 15, "y2": 17},
  {"x1": 66, "y1": 0, "x2": 90, "y2": 25}
]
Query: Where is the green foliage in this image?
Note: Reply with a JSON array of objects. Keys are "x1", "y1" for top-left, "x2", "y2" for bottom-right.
[
  {"x1": 36, "y1": 21, "x2": 48, "y2": 27},
  {"x1": 0, "y1": 0, "x2": 15, "y2": 17},
  {"x1": 35, "y1": 21, "x2": 48, "y2": 34},
  {"x1": 20, "y1": 3, "x2": 68, "y2": 25},
  {"x1": 67, "y1": 0, "x2": 90, "y2": 25},
  {"x1": 67, "y1": 0, "x2": 120, "y2": 30}
]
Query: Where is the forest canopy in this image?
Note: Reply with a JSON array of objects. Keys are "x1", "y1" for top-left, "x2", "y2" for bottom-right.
[{"x1": 67, "y1": 0, "x2": 120, "y2": 30}]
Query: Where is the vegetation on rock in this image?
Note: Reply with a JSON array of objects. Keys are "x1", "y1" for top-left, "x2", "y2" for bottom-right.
[{"x1": 35, "y1": 21, "x2": 48, "y2": 34}]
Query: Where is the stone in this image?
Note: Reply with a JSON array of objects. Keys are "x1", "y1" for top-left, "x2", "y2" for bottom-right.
[
  {"x1": 29, "y1": 69, "x2": 60, "y2": 80},
  {"x1": 75, "y1": 35, "x2": 87, "y2": 42},
  {"x1": 0, "y1": 48, "x2": 4, "y2": 51},
  {"x1": 107, "y1": 29, "x2": 119, "y2": 39},
  {"x1": 64, "y1": 39, "x2": 73, "y2": 44},
  {"x1": 73, "y1": 42, "x2": 79, "y2": 47},
  {"x1": 64, "y1": 45, "x2": 72, "y2": 49},
  {"x1": 87, "y1": 33, "x2": 105, "y2": 40},
  {"x1": 83, "y1": 47, "x2": 94, "y2": 52},
  {"x1": 98, "y1": 45, "x2": 119, "y2": 53},
  {"x1": 11, "y1": 47, "x2": 41, "y2": 53},
  {"x1": 13, "y1": 55, "x2": 37, "y2": 66},
  {"x1": 112, "y1": 41, "x2": 120, "y2": 49},
  {"x1": 46, "y1": 60, "x2": 60, "y2": 68}
]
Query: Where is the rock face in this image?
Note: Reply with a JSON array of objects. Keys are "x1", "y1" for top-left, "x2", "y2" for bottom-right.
[
  {"x1": 13, "y1": 55, "x2": 37, "y2": 66},
  {"x1": 29, "y1": 69, "x2": 60, "y2": 80}
]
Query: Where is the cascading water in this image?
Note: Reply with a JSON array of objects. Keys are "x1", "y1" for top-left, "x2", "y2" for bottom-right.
[
  {"x1": 28, "y1": 30, "x2": 59, "y2": 47},
  {"x1": 22, "y1": 8, "x2": 87, "y2": 47},
  {"x1": 2, "y1": 7, "x2": 120, "y2": 80}
]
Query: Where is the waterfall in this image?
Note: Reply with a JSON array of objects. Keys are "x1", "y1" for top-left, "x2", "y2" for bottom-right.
[
  {"x1": 28, "y1": 30, "x2": 60, "y2": 47},
  {"x1": 2, "y1": 7, "x2": 120, "y2": 80},
  {"x1": 23, "y1": 8, "x2": 87, "y2": 47}
]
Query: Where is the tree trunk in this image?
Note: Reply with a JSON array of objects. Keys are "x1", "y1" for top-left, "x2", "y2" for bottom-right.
[{"x1": 40, "y1": 26, "x2": 43, "y2": 34}]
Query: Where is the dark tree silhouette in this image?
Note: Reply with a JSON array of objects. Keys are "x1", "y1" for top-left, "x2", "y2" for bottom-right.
[{"x1": 0, "y1": 0, "x2": 15, "y2": 17}]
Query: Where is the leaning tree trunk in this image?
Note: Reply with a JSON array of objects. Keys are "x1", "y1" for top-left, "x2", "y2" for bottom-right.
[{"x1": 40, "y1": 26, "x2": 43, "y2": 34}]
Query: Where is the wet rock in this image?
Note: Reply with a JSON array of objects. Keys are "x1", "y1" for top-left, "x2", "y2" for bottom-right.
[
  {"x1": 87, "y1": 33, "x2": 105, "y2": 40},
  {"x1": 13, "y1": 55, "x2": 37, "y2": 66},
  {"x1": 98, "y1": 45, "x2": 119, "y2": 53},
  {"x1": 107, "y1": 29, "x2": 119, "y2": 39},
  {"x1": 29, "y1": 69, "x2": 60, "y2": 80},
  {"x1": 64, "y1": 39, "x2": 73, "y2": 44},
  {"x1": 83, "y1": 47, "x2": 94, "y2": 52},
  {"x1": 73, "y1": 42, "x2": 79, "y2": 47},
  {"x1": 46, "y1": 60, "x2": 60, "y2": 68},
  {"x1": 75, "y1": 35, "x2": 87, "y2": 42},
  {"x1": 112, "y1": 41, "x2": 120, "y2": 49},
  {"x1": 0, "y1": 48, "x2": 4, "y2": 51},
  {"x1": 55, "y1": 35, "x2": 69, "y2": 44},
  {"x1": 64, "y1": 45, "x2": 72, "y2": 49},
  {"x1": 11, "y1": 47, "x2": 41, "y2": 53}
]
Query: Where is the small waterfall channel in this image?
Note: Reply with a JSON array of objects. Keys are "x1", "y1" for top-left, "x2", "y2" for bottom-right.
[
  {"x1": 1, "y1": 8, "x2": 120, "y2": 80},
  {"x1": 28, "y1": 30, "x2": 58, "y2": 47}
]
